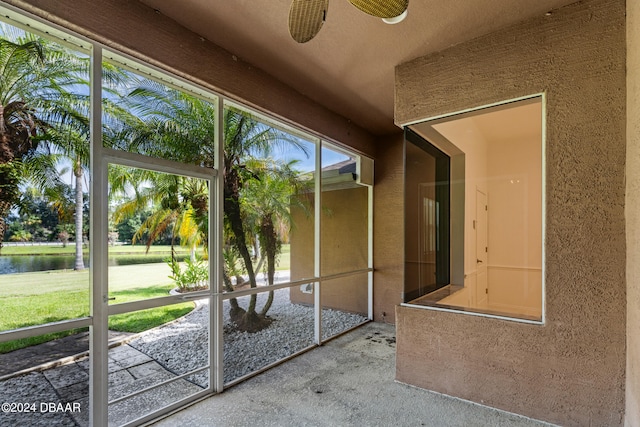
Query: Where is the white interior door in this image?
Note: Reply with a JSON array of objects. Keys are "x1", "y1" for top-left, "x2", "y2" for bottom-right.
[{"x1": 476, "y1": 189, "x2": 488, "y2": 306}]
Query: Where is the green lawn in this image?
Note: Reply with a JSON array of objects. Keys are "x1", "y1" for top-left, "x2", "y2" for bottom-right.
[
  {"x1": 0, "y1": 244, "x2": 292, "y2": 354},
  {"x1": 0, "y1": 263, "x2": 194, "y2": 353},
  {"x1": 277, "y1": 245, "x2": 291, "y2": 271}
]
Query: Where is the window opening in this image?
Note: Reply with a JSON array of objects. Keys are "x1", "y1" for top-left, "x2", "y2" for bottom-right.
[
  {"x1": 404, "y1": 128, "x2": 450, "y2": 301},
  {"x1": 404, "y1": 96, "x2": 544, "y2": 323}
]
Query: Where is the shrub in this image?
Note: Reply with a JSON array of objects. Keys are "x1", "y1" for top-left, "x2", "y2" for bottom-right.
[{"x1": 167, "y1": 255, "x2": 209, "y2": 292}]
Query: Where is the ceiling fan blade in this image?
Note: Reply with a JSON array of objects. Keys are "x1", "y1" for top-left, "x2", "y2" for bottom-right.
[
  {"x1": 347, "y1": 0, "x2": 408, "y2": 19},
  {"x1": 289, "y1": 0, "x2": 329, "y2": 43}
]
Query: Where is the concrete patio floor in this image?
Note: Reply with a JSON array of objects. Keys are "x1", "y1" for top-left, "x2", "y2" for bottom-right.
[{"x1": 152, "y1": 322, "x2": 555, "y2": 427}]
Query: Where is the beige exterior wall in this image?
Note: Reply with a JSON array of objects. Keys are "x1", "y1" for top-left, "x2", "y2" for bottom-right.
[
  {"x1": 290, "y1": 186, "x2": 369, "y2": 314},
  {"x1": 395, "y1": 0, "x2": 626, "y2": 425},
  {"x1": 372, "y1": 135, "x2": 405, "y2": 323},
  {"x1": 627, "y1": 0, "x2": 640, "y2": 425}
]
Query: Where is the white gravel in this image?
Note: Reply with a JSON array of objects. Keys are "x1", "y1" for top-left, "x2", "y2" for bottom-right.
[{"x1": 128, "y1": 288, "x2": 368, "y2": 385}]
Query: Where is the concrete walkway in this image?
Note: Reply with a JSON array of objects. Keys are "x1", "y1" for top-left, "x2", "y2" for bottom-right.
[
  {"x1": 0, "y1": 330, "x2": 132, "y2": 378},
  {"x1": 0, "y1": 321, "x2": 556, "y2": 427},
  {"x1": 153, "y1": 322, "x2": 555, "y2": 427},
  {"x1": 0, "y1": 342, "x2": 203, "y2": 427}
]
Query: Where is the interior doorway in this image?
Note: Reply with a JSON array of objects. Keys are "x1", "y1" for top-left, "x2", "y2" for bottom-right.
[{"x1": 475, "y1": 189, "x2": 488, "y2": 307}]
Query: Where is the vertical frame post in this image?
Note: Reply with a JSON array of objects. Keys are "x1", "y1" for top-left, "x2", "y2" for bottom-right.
[
  {"x1": 368, "y1": 170, "x2": 374, "y2": 320},
  {"x1": 212, "y1": 97, "x2": 225, "y2": 392},
  {"x1": 89, "y1": 45, "x2": 108, "y2": 427},
  {"x1": 314, "y1": 142, "x2": 322, "y2": 344}
]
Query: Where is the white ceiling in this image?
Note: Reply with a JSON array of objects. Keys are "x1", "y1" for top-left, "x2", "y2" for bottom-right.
[
  {"x1": 431, "y1": 100, "x2": 543, "y2": 148},
  {"x1": 407, "y1": 98, "x2": 542, "y2": 160},
  {"x1": 139, "y1": 0, "x2": 577, "y2": 136}
]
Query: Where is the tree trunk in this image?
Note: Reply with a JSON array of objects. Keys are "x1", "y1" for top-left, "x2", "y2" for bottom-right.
[
  {"x1": 0, "y1": 200, "x2": 10, "y2": 252},
  {"x1": 223, "y1": 268, "x2": 244, "y2": 320},
  {"x1": 0, "y1": 164, "x2": 20, "y2": 253},
  {"x1": 226, "y1": 196, "x2": 257, "y2": 289},
  {"x1": 260, "y1": 216, "x2": 277, "y2": 317},
  {"x1": 0, "y1": 215, "x2": 6, "y2": 252},
  {"x1": 74, "y1": 165, "x2": 85, "y2": 270},
  {"x1": 224, "y1": 190, "x2": 271, "y2": 331}
]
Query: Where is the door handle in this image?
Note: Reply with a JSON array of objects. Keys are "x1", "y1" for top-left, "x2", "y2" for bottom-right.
[{"x1": 477, "y1": 259, "x2": 483, "y2": 263}]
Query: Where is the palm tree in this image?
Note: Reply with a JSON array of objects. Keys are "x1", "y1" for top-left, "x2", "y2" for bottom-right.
[
  {"x1": 107, "y1": 78, "x2": 217, "y2": 166},
  {"x1": 221, "y1": 107, "x2": 309, "y2": 331},
  {"x1": 109, "y1": 75, "x2": 309, "y2": 331},
  {"x1": 49, "y1": 127, "x2": 90, "y2": 270},
  {"x1": 0, "y1": 25, "x2": 90, "y2": 267},
  {"x1": 242, "y1": 158, "x2": 310, "y2": 316},
  {"x1": 105, "y1": 77, "x2": 214, "y2": 256},
  {"x1": 0, "y1": 31, "x2": 51, "y2": 248},
  {"x1": 110, "y1": 168, "x2": 207, "y2": 257}
]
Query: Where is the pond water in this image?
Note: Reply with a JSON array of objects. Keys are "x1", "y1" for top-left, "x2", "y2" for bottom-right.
[{"x1": 0, "y1": 255, "x2": 168, "y2": 275}]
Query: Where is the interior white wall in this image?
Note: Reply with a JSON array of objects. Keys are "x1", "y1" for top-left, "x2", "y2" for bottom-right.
[
  {"x1": 432, "y1": 103, "x2": 542, "y2": 317},
  {"x1": 433, "y1": 120, "x2": 488, "y2": 284},
  {"x1": 486, "y1": 133, "x2": 542, "y2": 316}
]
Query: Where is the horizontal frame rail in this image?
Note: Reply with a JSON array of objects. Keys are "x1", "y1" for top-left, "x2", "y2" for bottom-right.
[
  {"x1": 108, "y1": 365, "x2": 210, "y2": 406},
  {"x1": 221, "y1": 268, "x2": 373, "y2": 299},
  {"x1": 0, "y1": 317, "x2": 92, "y2": 342}
]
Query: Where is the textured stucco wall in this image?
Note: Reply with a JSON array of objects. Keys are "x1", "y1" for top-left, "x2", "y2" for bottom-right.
[
  {"x1": 395, "y1": 0, "x2": 626, "y2": 425},
  {"x1": 372, "y1": 134, "x2": 404, "y2": 323},
  {"x1": 627, "y1": 0, "x2": 640, "y2": 425},
  {"x1": 290, "y1": 186, "x2": 369, "y2": 314}
]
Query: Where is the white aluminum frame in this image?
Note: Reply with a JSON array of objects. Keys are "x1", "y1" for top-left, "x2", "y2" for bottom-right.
[
  {"x1": 0, "y1": 4, "x2": 375, "y2": 426},
  {"x1": 90, "y1": 43, "x2": 109, "y2": 427},
  {"x1": 314, "y1": 139, "x2": 323, "y2": 345},
  {"x1": 95, "y1": 47, "x2": 220, "y2": 426}
]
